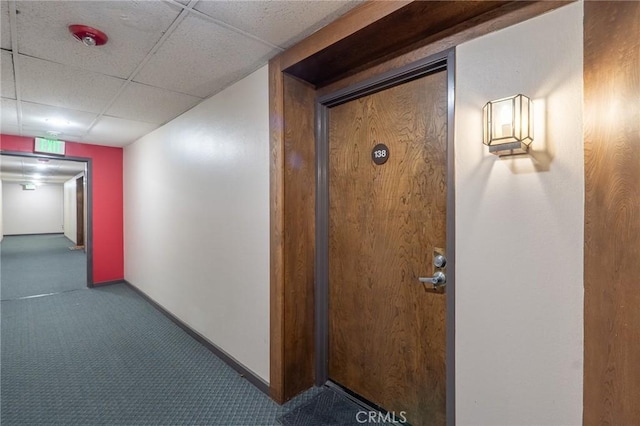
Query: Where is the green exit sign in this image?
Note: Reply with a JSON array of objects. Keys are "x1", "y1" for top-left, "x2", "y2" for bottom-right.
[{"x1": 34, "y1": 137, "x2": 66, "y2": 156}]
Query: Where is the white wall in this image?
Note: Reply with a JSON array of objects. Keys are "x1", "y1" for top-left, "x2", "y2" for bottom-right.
[
  {"x1": 124, "y1": 66, "x2": 270, "y2": 382},
  {"x1": 455, "y1": 3, "x2": 584, "y2": 425},
  {"x1": 64, "y1": 175, "x2": 77, "y2": 243},
  {"x1": 2, "y1": 182, "x2": 64, "y2": 235}
]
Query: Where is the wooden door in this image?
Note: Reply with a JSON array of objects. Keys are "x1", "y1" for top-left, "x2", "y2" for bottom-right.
[
  {"x1": 328, "y1": 70, "x2": 448, "y2": 425},
  {"x1": 76, "y1": 176, "x2": 84, "y2": 247}
]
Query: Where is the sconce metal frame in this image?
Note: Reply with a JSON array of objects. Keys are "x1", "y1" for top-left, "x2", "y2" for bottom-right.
[{"x1": 483, "y1": 94, "x2": 533, "y2": 156}]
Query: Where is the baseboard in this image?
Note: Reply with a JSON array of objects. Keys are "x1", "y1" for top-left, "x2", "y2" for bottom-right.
[
  {"x1": 3, "y1": 232, "x2": 64, "y2": 237},
  {"x1": 122, "y1": 280, "x2": 270, "y2": 396},
  {"x1": 92, "y1": 279, "x2": 125, "y2": 288}
]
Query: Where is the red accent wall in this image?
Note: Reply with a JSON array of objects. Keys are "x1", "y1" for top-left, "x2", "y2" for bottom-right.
[{"x1": 1, "y1": 134, "x2": 124, "y2": 284}]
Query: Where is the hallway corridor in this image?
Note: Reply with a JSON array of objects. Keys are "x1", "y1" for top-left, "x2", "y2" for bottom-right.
[
  {"x1": 1, "y1": 235, "x2": 86, "y2": 300},
  {"x1": 0, "y1": 235, "x2": 304, "y2": 425}
]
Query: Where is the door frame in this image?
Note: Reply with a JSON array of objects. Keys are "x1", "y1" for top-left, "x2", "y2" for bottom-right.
[
  {"x1": 270, "y1": 0, "x2": 564, "y2": 407},
  {"x1": 76, "y1": 175, "x2": 85, "y2": 247},
  {"x1": 314, "y1": 48, "x2": 456, "y2": 423},
  {"x1": 1, "y1": 151, "x2": 95, "y2": 287}
]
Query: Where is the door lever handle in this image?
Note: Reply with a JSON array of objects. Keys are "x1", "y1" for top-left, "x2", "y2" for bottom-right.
[{"x1": 418, "y1": 271, "x2": 446, "y2": 286}]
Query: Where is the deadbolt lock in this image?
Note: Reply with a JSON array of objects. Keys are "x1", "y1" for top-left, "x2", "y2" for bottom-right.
[
  {"x1": 434, "y1": 254, "x2": 447, "y2": 268},
  {"x1": 418, "y1": 248, "x2": 447, "y2": 289}
]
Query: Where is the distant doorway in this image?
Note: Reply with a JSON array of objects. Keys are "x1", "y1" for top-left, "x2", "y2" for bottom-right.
[
  {"x1": 0, "y1": 152, "x2": 93, "y2": 291},
  {"x1": 75, "y1": 175, "x2": 85, "y2": 248}
]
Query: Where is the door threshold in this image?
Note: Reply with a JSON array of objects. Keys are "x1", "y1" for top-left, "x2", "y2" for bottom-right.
[{"x1": 324, "y1": 381, "x2": 411, "y2": 425}]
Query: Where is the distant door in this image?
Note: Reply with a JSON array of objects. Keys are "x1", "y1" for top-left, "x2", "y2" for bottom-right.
[
  {"x1": 328, "y1": 70, "x2": 448, "y2": 425},
  {"x1": 76, "y1": 176, "x2": 84, "y2": 247}
]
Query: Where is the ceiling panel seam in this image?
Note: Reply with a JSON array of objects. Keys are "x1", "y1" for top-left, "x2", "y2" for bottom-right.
[
  {"x1": 14, "y1": 52, "x2": 199, "y2": 101},
  {"x1": 8, "y1": 0, "x2": 22, "y2": 134},
  {"x1": 14, "y1": 52, "x2": 129, "y2": 81},
  {"x1": 0, "y1": 51, "x2": 16, "y2": 101},
  {"x1": 101, "y1": 113, "x2": 172, "y2": 126},
  {"x1": 18, "y1": 99, "x2": 106, "y2": 115},
  {"x1": 83, "y1": 0, "x2": 197, "y2": 138},
  {"x1": 166, "y1": 0, "x2": 285, "y2": 52}
]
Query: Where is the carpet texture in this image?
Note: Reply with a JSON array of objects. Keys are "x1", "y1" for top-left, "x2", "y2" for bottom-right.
[
  {"x1": 0, "y1": 235, "x2": 323, "y2": 425},
  {"x1": 278, "y1": 388, "x2": 374, "y2": 426},
  {"x1": 1, "y1": 234, "x2": 86, "y2": 300},
  {"x1": 1, "y1": 284, "x2": 321, "y2": 425}
]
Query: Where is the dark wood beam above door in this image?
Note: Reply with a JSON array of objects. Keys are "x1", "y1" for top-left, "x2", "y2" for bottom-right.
[{"x1": 284, "y1": 1, "x2": 545, "y2": 87}]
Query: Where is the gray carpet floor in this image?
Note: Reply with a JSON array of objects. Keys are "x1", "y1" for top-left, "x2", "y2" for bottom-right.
[
  {"x1": 0, "y1": 235, "x2": 322, "y2": 425},
  {"x1": 279, "y1": 388, "x2": 376, "y2": 426},
  {"x1": 1, "y1": 234, "x2": 86, "y2": 300}
]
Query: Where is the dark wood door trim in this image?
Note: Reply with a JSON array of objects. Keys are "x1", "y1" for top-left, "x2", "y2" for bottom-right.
[
  {"x1": 269, "y1": 0, "x2": 569, "y2": 406},
  {"x1": 76, "y1": 176, "x2": 85, "y2": 247},
  {"x1": 285, "y1": 1, "x2": 539, "y2": 87},
  {"x1": 315, "y1": 49, "x2": 455, "y2": 424},
  {"x1": 268, "y1": 55, "x2": 286, "y2": 403},
  {"x1": 583, "y1": 2, "x2": 640, "y2": 424},
  {"x1": 277, "y1": 1, "x2": 411, "y2": 72}
]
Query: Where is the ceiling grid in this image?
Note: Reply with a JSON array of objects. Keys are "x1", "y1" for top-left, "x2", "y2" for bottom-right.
[
  {"x1": 7, "y1": 0, "x2": 22, "y2": 135},
  {"x1": 0, "y1": 0, "x2": 361, "y2": 147}
]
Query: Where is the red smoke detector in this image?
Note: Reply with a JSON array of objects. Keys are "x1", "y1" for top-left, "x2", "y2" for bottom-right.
[{"x1": 68, "y1": 24, "x2": 108, "y2": 47}]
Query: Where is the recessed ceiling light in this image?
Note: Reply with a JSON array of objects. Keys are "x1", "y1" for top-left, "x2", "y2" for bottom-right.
[{"x1": 45, "y1": 118, "x2": 71, "y2": 127}]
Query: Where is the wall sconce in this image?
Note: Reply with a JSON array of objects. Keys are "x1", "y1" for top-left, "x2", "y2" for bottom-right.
[{"x1": 483, "y1": 94, "x2": 533, "y2": 156}]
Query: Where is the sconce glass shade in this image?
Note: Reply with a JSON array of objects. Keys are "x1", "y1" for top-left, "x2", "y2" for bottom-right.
[{"x1": 483, "y1": 94, "x2": 533, "y2": 156}]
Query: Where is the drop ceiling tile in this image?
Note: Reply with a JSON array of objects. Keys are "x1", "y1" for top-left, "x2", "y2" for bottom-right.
[
  {"x1": 15, "y1": 1, "x2": 182, "y2": 79},
  {"x1": 1, "y1": 1, "x2": 10, "y2": 50},
  {"x1": 0, "y1": 156, "x2": 23, "y2": 175},
  {"x1": 50, "y1": 159, "x2": 87, "y2": 175},
  {"x1": 86, "y1": 116, "x2": 158, "y2": 147},
  {"x1": 21, "y1": 101, "x2": 97, "y2": 137},
  {"x1": 194, "y1": 0, "x2": 361, "y2": 48},
  {"x1": 19, "y1": 55, "x2": 124, "y2": 114},
  {"x1": 0, "y1": 125, "x2": 20, "y2": 136},
  {"x1": 13, "y1": 157, "x2": 84, "y2": 175},
  {"x1": 1, "y1": 98, "x2": 18, "y2": 130},
  {"x1": 22, "y1": 125, "x2": 86, "y2": 140},
  {"x1": 134, "y1": 13, "x2": 277, "y2": 98},
  {"x1": 107, "y1": 82, "x2": 201, "y2": 125},
  {"x1": 1, "y1": 51, "x2": 16, "y2": 99},
  {"x1": 0, "y1": 155, "x2": 86, "y2": 184},
  {"x1": 58, "y1": 135, "x2": 85, "y2": 144}
]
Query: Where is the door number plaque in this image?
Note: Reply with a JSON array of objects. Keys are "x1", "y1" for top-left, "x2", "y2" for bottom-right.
[{"x1": 372, "y1": 143, "x2": 389, "y2": 165}]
